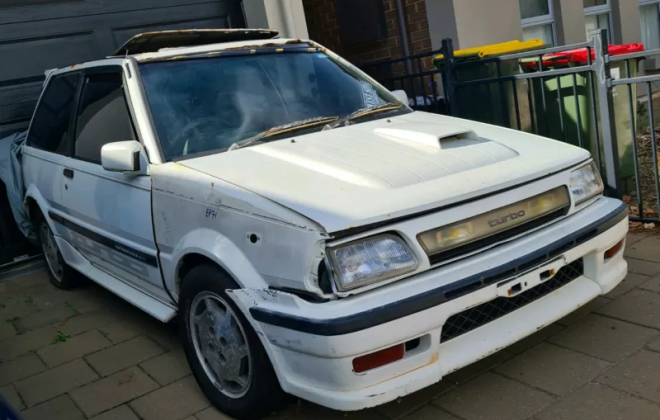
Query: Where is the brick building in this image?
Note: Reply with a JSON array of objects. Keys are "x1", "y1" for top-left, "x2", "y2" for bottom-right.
[{"x1": 302, "y1": 0, "x2": 433, "y2": 71}]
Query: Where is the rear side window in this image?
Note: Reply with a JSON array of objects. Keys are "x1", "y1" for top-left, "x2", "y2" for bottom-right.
[
  {"x1": 74, "y1": 71, "x2": 135, "y2": 164},
  {"x1": 26, "y1": 73, "x2": 80, "y2": 154}
]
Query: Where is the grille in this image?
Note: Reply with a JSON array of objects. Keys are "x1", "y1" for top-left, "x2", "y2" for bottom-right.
[
  {"x1": 429, "y1": 206, "x2": 568, "y2": 265},
  {"x1": 441, "y1": 259, "x2": 584, "y2": 343}
]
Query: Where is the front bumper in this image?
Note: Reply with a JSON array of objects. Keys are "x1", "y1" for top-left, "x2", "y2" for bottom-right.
[{"x1": 230, "y1": 197, "x2": 628, "y2": 411}]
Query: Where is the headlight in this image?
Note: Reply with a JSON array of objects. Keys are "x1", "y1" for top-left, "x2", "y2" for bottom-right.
[
  {"x1": 418, "y1": 187, "x2": 570, "y2": 258},
  {"x1": 570, "y1": 162, "x2": 603, "y2": 204},
  {"x1": 327, "y1": 234, "x2": 418, "y2": 291}
]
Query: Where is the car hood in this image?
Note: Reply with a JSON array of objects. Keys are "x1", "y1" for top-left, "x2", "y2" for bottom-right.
[{"x1": 180, "y1": 112, "x2": 589, "y2": 233}]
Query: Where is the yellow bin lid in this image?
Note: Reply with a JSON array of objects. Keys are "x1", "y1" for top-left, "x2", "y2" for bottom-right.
[{"x1": 434, "y1": 39, "x2": 543, "y2": 61}]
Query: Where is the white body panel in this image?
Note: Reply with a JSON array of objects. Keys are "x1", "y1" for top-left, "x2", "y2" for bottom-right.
[
  {"x1": 181, "y1": 112, "x2": 590, "y2": 233},
  {"x1": 19, "y1": 37, "x2": 629, "y2": 412}
]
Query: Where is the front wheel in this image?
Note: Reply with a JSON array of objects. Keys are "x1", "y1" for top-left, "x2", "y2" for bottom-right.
[
  {"x1": 39, "y1": 219, "x2": 78, "y2": 290},
  {"x1": 179, "y1": 264, "x2": 288, "y2": 419}
]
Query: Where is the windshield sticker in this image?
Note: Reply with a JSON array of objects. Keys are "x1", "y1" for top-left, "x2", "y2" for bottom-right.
[{"x1": 360, "y1": 81, "x2": 380, "y2": 108}]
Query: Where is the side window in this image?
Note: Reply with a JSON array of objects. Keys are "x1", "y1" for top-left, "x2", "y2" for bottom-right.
[
  {"x1": 74, "y1": 71, "x2": 136, "y2": 164},
  {"x1": 26, "y1": 73, "x2": 80, "y2": 154}
]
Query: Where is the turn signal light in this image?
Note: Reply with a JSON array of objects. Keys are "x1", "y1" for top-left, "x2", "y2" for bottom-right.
[
  {"x1": 604, "y1": 239, "x2": 624, "y2": 259},
  {"x1": 352, "y1": 344, "x2": 405, "y2": 373}
]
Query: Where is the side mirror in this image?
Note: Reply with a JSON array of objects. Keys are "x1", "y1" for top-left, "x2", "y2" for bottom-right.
[
  {"x1": 391, "y1": 90, "x2": 409, "y2": 106},
  {"x1": 101, "y1": 141, "x2": 143, "y2": 174}
]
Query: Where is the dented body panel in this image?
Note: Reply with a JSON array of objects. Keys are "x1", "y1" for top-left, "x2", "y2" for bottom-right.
[{"x1": 20, "y1": 35, "x2": 628, "y2": 412}]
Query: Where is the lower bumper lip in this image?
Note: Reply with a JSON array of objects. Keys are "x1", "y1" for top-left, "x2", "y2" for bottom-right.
[{"x1": 249, "y1": 201, "x2": 629, "y2": 336}]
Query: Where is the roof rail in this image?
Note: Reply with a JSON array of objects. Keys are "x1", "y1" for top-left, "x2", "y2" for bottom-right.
[{"x1": 112, "y1": 28, "x2": 279, "y2": 56}]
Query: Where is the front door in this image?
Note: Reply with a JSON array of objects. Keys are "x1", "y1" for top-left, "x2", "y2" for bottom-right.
[{"x1": 58, "y1": 66, "x2": 169, "y2": 303}]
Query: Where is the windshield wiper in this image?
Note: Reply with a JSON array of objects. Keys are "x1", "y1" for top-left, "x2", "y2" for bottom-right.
[
  {"x1": 322, "y1": 102, "x2": 402, "y2": 131},
  {"x1": 229, "y1": 116, "x2": 339, "y2": 151}
]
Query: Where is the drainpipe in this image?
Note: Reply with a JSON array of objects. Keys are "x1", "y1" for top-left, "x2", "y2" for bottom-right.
[
  {"x1": 277, "y1": 0, "x2": 296, "y2": 38},
  {"x1": 395, "y1": 0, "x2": 413, "y2": 75}
]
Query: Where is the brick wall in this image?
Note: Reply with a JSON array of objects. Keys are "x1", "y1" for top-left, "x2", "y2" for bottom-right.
[{"x1": 302, "y1": 0, "x2": 433, "y2": 71}]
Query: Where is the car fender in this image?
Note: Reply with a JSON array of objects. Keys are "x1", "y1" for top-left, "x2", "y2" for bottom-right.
[{"x1": 160, "y1": 227, "x2": 269, "y2": 299}]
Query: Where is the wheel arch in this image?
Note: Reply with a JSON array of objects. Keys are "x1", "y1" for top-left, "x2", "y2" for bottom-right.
[{"x1": 164, "y1": 228, "x2": 269, "y2": 300}]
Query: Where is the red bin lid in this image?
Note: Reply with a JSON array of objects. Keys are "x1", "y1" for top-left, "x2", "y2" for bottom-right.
[{"x1": 521, "y1": 43, "x2": 644, "y2": 69}]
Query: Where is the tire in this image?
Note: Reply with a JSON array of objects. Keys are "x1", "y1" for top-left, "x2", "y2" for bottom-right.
[
  {"x1": 179, "y1": 264, "x2": 289, "y2": 420},
  {"x1": 37, "y1": 216, "x2": 78, "y2": 290}
]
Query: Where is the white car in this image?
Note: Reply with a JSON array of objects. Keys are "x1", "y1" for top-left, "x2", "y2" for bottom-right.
[{"x1": 21, "y1": 29, "x2": 628, "y2": 419}]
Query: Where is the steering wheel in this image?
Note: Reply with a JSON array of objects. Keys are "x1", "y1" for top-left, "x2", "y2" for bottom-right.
[{"x1": 169, "y1": 117, "x2": 228, "y2": 157}]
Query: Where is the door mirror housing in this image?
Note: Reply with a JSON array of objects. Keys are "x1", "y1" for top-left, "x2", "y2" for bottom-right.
[
  {"x1": 391, "y1": 90, "x2": 409, "y2": 106},
  {"x1": 101, "y1": 141, "x2": 145, "y2": 174}
]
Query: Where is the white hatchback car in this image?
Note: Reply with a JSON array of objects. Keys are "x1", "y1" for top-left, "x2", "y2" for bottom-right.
[{"x1": 21, "y1": 29, "x2": 628, "y2": 419}]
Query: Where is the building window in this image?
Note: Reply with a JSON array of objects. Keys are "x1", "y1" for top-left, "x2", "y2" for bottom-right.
[
  {"x1": 520, "y1": 0, "x2": 555, "y2": 45},
  {"x1": 584, "y1": 0, "x2": 612, "y2": 42},
  {"x1": 641, "y1": 0, "x2": 660, "y2": 50}
]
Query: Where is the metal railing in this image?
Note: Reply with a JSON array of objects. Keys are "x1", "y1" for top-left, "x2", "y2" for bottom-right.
[
  {"x1": 438, "y1": 30, "x2": 660, "y2": 223},
  {"x1": 363, "y1": 30, "x2": 660, "y2": 222},
  {"x1": 609, "y1": 49, "x2": 660, "y2": 222},
  {"x1": 361, "y1": 50, "x2": 446, "y2": 114}
]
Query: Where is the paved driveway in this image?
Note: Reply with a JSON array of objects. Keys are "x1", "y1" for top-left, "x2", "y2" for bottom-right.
[{"x1": 1, "y1": 231, "x2": 660, "y2": 420}]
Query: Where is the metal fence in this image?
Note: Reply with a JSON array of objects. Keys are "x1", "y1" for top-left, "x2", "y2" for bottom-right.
[
  {"x1": 366, "y1": 30, "x2": 660, "y2": 223},
  {"x1": 361, "y1": 50, "x2": 447, "y2": 114}
]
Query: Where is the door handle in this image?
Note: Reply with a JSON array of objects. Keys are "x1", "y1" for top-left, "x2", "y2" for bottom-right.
[{"x1": 63, "y1": 168, "x2": 74, "y2": 179}]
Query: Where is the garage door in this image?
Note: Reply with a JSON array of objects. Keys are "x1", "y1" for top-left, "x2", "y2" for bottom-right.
[{"x1": 0, "y1": 0, "x2": 246, "y2": 139}]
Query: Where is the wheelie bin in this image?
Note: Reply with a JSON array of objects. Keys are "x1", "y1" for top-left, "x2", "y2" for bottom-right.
[
  {"x1": 521, "y1": 43, "x2": 644, "y2": 185},
  {"x1": 433, "y1": 39, "x2": 546, "y2": 128}
]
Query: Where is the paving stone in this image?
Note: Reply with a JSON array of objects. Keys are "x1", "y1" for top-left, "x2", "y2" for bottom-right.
[
  {"x1": 648, "y1": 336, "x2": 660, "y2": 352},
  {"x1": 441, "y1": 349, "x2": 513, "y2": 385},
  {"x1": 0, "y1": 352, "x2": 46, "y2": 387},
  {"x1": 401, "y1": 406, "x2": 459, "y2": 420},
  {"x1": 494, "y1": 343, "x2": 611, "y2": 396},
  {"x1": 0, "y1": 299, "x2": 39, "y2": 321},
  {"x1": 140, "y1": 349, "x2": 191, "y2": 386},
  {"x1": 625, "y1": 236, "x2": 660, "y2": 262},
  {"x1": 38, "y1": 329, "x2": 112, "y2": 367},
  {"x1": 506, "y1": 324, "x2": 564, "y2": 355},
  {"x1": 0, "y1": 385, "x2": 24, "y2": 411},
  {"x1": 550, "y1": 314, "x2": 659, "y2": 362},
  {"x1": 639, "y1": 273, "x2": 660, "y2": 293},
  {"x1": 13, "y1": 303, "x2": 77, "y2": 334},
  {"x1": 147, "y1": 324, "x2": 183, "y2": 351},
  {"x1": 20, "y1": 394, "x2": 85, "y2": 420},
  {"x1": 86, "y1": 335, "x2": 165, "y2": 376},
  {"x1": 556, "y1": 297, "x2": 610, "y2": 327},
  {"x1": 90, "y1": 404, "x2": 141, "y2": 420},
  {"x1": 376, "y1": 378, "x2": 455, "y2": 420},
  {"x1": 14, "y1": 358, "x2": 99, "y2": 407},
  {"x1": 597, "y1": 289, "x2": 660, "y2": 329},
  {"x1": 627, "y1": 232, "x2": 649, "y2": 247},
  {"x1": 605, "y1": 272, "x2": 649, "y2": 299},
  {"x1": 0, "y1": 319, "x2": 16, "y2": 341},
  {"x1": 30, "y1": 289, "x2": 72, "y2": 310},
  {"x1": 99, "y1": 319, "x2": 148, "y2": 344},
  {"x1": 70, "y1": 366, "x2": 160, "y2": 417},
  {"x1": 0, "y1": 325, "x2": 56, "y2": 361},
  {"x1": 53, "y1": 309, "x2": 122, "y2": 336},
  {"x1": 434, "y1": 372, "x2": 555, "y2": 420},
  {"x1": 129, "y1": 376, "x2": 210, "y2": 420},
  {"x1": 598, "y1": 349, "x2": 660, "y2": 404},
  {"x1": 627, "y1": 257, "x2": 660, "y2": 276},
  {"x1": 195, "y1": 406, "x2": 235, "y2": 420},
  {"x1": 0, "y1": 270, "x2": 52, "y2": 298},
  {"x1": 292, "y1": 405, "x2": 385, "y2": 420},
  {"x1": 536, "y1": 383, "x2": 660, "y2": 420}
]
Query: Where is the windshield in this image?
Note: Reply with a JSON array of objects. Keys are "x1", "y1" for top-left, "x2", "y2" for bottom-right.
[{"x1": 139, "y1": 50, "x2": 409, "y2": 160}]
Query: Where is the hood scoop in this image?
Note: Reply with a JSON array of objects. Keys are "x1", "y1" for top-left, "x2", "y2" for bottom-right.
[{"x1": 374, "y1": 122, "x2": 479, "y2": 149}]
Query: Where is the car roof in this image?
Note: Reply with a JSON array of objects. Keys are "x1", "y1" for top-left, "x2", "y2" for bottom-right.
[
  {"x1": 111, "y1": 28, "x2": 280, "y2": 56},
  {"x1": 48, "y1": 36, "x2": 314, "y2": 77}
]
